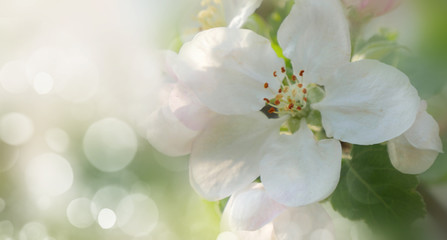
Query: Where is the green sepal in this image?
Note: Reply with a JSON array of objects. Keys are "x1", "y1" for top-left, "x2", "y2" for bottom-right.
[{"x1": 287, "y1": 117, "x2": 301, "y2": 134}]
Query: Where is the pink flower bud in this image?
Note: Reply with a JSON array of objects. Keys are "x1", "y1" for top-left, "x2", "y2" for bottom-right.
[{"x1": 342, "y1": 0, "x2": 403, "y2": 17}]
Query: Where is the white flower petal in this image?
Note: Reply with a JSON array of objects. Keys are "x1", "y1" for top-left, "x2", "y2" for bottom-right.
[
  {"x1": 274, "y1": 203, "x2": 335, "y2": 240},
  {"x1": 169, "y1": 83, "x2": 216, "y2": 131},
  {"x1": 236, "y1": 223, "x2": 276, "y2": 240},
  {"x1": 388, "y1": 134, "x2": 440, "y2": 174},
  {"x1": 260, "y1": 119, "x2": 342, "y2": 207},
  {"x1": 313, "y1": 59, "x2": 420, "y2": 145},
  {"x1": 404, "y1": 101, "x2": 443, "y2": 152},
  {"x1": 225, "y1": 0, "x2": 263, "y2": 28},
  {"x1": 177, "y1": 27, "x2": 283, "y2": 115},
  {"x1": 189, "y1": 112, "x2": 284, "y2": 200},
  {"x1": 277, "y1": 0, "x2": 351, "y2": 85},
  {"x1": 222, "y1": 183, "x2": 287, "y2": 231},
  {"x1": 146, "y1": 106, "x2": 199, "y2": 157},
  {"x1": 218, "y1": 224, "x2": 276, "y2": 240}
]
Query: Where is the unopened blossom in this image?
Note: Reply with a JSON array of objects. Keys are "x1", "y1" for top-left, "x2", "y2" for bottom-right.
[
  {"x1": 218, "y1": 183, "x2": 335, "y2": 240},
  {"x1": 342, "y1": 0, "x2": 403, "y2": 17},
  {"x1": 177, "y1": 0, "x2": 420, "y2": 206},
  {"x1": 388, "y1": 101, "x2": 443, "y2": 174}
]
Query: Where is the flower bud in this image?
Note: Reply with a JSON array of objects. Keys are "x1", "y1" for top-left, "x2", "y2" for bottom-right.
[{"x1": 342, "y1": 0, "x2": 403, "y2": 17}]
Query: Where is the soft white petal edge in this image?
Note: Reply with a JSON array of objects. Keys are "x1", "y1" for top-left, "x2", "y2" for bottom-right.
[
  {"x1": 274, "y1": 203, "x2": 335, "y2": 240},
  {"x1": 388, "y1": 134, "x2": 440, "y2": 174},
  {"x1": 190, "y1": 112, "x2": 285, "y2": 200},
  {"x1": 260, "y1": 119, "x2": 342, "y2": 207},
  {"x1": 217, "y1": 223, "x2": 276, "y2": 240},
  {"x1": 169, "y1": 83, "x2": 216, "y2": 131},
  {"x1": 221, "y1": 183, "x2": 287, "y2": 231},
  {"x1": 403, "y1": 101, "x2": 443, "y2": 152},
  {"x1": 146, "y1": 106, "x2": 199, "y2": 157},
  {"x1": 225, "y1": 0, "x2": 263, "y2": 29},
  {"x1": 313, "y1": 59, "x2": 420, "y2": 145},
  {"x1": 277, "y1": 0, "x2": 351, "y2": 85},
  {"x1": 177, "y1": 27, "x2": 283, "y2": 115}
]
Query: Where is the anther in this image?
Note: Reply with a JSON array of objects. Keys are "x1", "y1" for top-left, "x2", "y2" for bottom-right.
[
  {"x1": 264, "y1": 82, "x2": 269, "y2": 88},
  {"x1": 268, "y1": 107, "x2": 276, "y2": 113},
  {"x1": 297, "y1": 106, "x2": 302, "y2": 111},
  {"x1": 273, "y1": 71, "x2": 277, "y2": 77},
  {"x1": 302, "y1": 88, "x2": 307, "y2": 94},
  {"x1": 274, "y1": 100, "x2": 280, "y2": 105},
  {"x1": 288, "y1": 103, "x2": 294, "y2": 109},
  {"x1": 299, "y1": 70, "x2": 305, "y2": 76},
  {"x1": 281, "y1": 67, "x2": 286, "y2": 73},
  {"x1": 298, "y1": 83, "x2": 303, "y2": 88},
  {"x1": 303, "y1": 97, "x2": 307, "y2": 102},
  {"x1": 292, "y1": 75, "x2": 297, "y2": 81},
  {"x1": 263, "y1": 98, "x2": 270, "y2": 103},
  {"x1": 278, "y1": 88, "x2": 282, "y2": 93}
]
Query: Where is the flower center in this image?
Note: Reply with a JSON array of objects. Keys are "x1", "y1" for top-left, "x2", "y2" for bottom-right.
[
  {"x1": 263, "y1": 67, "x2": 310, "y2": 119},
  {"x1": 197, "y1": 0, "x2": 226, "y2": 30}
]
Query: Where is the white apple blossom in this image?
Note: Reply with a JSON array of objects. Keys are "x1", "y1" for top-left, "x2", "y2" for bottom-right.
[
  {"x1": 146, "y1": 0, "x2": 262, "y2": 156},
  {"x1": 218, "y1": 183, "x2": 335, "y2": 240},
  {"x1": 388, "y1": 101, "x2": 443, "y2": 174},
  {"x1": 176, "y1": 0, "x2": 420, "y2": 206}
]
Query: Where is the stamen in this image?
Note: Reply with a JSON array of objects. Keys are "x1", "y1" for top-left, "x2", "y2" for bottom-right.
[
  {"x1": 274, "y1": 100, "x2": 280, "y2": 105},
  {"x1": 298, "y1": 83, "x2": 303, "y2": 88},
  {"x1": 268, "y1": 107, "x2": 276, "y2": 113},
  {"x1": 297, "y1": 106, "x2": 302, "y2": 111},
  {"x1": 278, "y1": 88, "x2": 282, "y2": 93},
  {"x1": 273, "y1": 71, "x2": 277, "y2": 77},
  {"x1": 292, "y1": 75, "x2": 297, "y2": 81},
  {"x1": 281, "y1": 67, "x2": 286, "y2": 73},
  {"x1": 264, "y1": 82, "x2": 269, "y2": 88},
  {"x1": 292, "y1": 89, "x2": 297, "y2": 97},
  {"x1": 288, "y1": 103, "x2": 294, "y2": 109},
  {"x1": 263, "y1": 98, "x2": 270, "y2": 103},
  {"x1": 302, "y1": 88, "x2": 307, "y2": 94},
  {"x1": 299, "y1": 70, "x2": 305, "y2": 76}
]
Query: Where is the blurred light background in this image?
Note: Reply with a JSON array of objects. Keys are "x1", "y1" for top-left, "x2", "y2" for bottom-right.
[{"x1": 0, "y1": 0, "x2": 446, "y2": 239}]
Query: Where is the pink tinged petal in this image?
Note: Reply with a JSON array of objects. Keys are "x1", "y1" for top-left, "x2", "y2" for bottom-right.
[
  {"x1": 189, "y1": 112, "x2": 284, "y2": 201},
  {"x1": 313, "y1": 59, "x2": 420, "y2": 145},
  {"x1": 260, "y1": 119, "x2": 342, "y2": 207},
  {"x1": 274, "y1": 203, "x2": 335, "y2": 240},
  {"x1": 222, "y1": 183, "x2": 287, "y2": 231},
  {"x1": 403, "y1": 101, "x2": 443, "y2": 152},
  {"x1": 277, "y1": 0, "x2": 351, "y2": 85},
  {"x1": 146, "y1": 106, "x2": 199, "y2": 157},
  {"x1": 169, "y1": 83, "x2": 216, "y2": 131},
  {"x1": 177, "y1": 27, "x2": 283, "y2": 115},
  {"x1": 387, "y1": 101, "x2": 443, "y2": 174},
  {"x1": 342, "y1": 0, "x2": 403, "y2": 17},
  {"x1": 388, "y1": 134, "x2": 439, "y2": 174},
  {"x1": 225, "y1": 0, "x2": 263, "y2": 28}
]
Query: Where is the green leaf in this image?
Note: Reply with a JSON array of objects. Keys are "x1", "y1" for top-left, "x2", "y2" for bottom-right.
[{"x1": 331, "y1": 145, "x2": 426, "y2": 234}]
